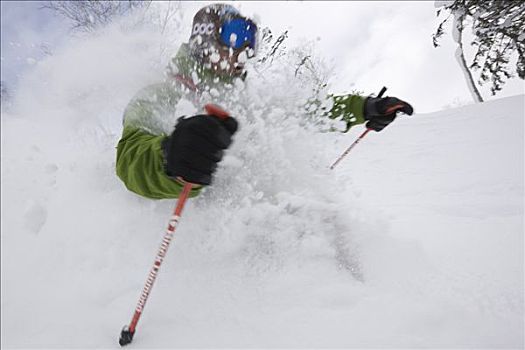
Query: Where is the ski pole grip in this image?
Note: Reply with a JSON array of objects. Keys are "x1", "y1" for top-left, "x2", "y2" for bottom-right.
[{"x1": 204, "y1": 104, "x2": 230, "y2": 120}]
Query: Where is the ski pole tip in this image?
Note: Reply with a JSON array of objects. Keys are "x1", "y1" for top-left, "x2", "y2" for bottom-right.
[{"x1": 119, "y1": 326, "x2": 135, "y2": 347}]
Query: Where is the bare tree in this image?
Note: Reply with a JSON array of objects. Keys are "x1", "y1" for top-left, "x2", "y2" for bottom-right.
[
  {"x1": 434, "y1": 0, "x2": 525, "y2": 101},
  {"x1": 42, "y1": 0, "x2": 151, "y2": 32},
  {"x1": 256, "y1": 28, "x2": 289, "y2": 67}
]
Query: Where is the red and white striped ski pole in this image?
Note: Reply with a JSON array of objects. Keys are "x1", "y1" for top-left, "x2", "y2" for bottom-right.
[
  {"x1": 329, "y1": 127, "x2": 372, "y2": 170},
  {"x1": 119, "y1": 104, "x2": 231, "y2": 347},
  {"x1": 119, "y1": 181, "x2": 193, "y2": 346}
]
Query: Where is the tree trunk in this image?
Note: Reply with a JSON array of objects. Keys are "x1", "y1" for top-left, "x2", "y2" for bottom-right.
[{"x1": 453, "y1": 14, "x2": 484, "y2": 103}]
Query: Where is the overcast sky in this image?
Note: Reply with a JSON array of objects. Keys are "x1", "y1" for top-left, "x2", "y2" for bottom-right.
[
  {"x1": 1, "y1": 1, "x2": 67, "y2": 86},
  {"x1": 1, "y1": 1, "x2": 523, "y2": 113}
]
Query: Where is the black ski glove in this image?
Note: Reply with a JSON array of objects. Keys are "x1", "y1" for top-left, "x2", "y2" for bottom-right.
[
  {"x1": 162, "y1": 114, "x2": 238, "y2": 185},
  {"x1": 364, "y1": 96, "x2": 414, "y2": 131}
]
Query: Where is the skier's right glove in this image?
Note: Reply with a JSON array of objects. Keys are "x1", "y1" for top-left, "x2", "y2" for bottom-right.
[
  {"x1": 364, "y1": 96, "x2": 414, "y2": 132},
  {"x1": 162, "y1": 114, "x2": 238, "y2": 186}
]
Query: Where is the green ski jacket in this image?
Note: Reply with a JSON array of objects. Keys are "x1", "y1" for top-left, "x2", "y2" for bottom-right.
[{"x1": 116, "y1": 44, "x2": 366, "y2": 199}]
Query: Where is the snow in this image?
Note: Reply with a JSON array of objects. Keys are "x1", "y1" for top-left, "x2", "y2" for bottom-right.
[
  {"x1": 191, "y1": 71, "x2": 200, "y2": 86},
  {"x1": 25, "y1": 57, "x2": 37, "y2": 65},
  {"x1": 229, "y1": 33, "x2": 238, "y2": 47},
  {"x1": 237, "y1": 50, "x2": 248, "y2": 64},
  {"x1": 1, "y1": 9, "x2": 524, "y2": 349},
  {"x1": 209, "y1": 51, "x2": 221, "y2": 64},
  {"x1": 219, "y1": 59, "x2": 229, "y2": 70}
]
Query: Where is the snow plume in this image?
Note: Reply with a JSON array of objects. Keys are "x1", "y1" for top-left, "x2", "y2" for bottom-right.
[
  {"x1": 184, "y1": 34, "x2": 367, "y2": 281},
  {"x1": 2, "y1": 4, "x2": 523, "y2": 348}
]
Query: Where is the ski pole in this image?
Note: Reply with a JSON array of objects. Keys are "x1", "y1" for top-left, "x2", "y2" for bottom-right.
[
  {"x1": 329, "y1": 128, "x2": 371, "y2": 170},
  {"x1": 119, "y1": 104, "x2": 231, "y2": 347},
  {"x1": 329, "y1": 87, "x2": 388, "y2": 170}
]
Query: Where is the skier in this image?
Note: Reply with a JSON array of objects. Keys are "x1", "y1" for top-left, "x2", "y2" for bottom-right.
[{"x1": 116, "y1": 3, "x2": 413, "y2": 199}]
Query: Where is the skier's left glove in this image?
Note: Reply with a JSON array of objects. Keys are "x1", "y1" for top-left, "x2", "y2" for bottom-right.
[{"x1": 364, "y1": 96, "x2": 414, "y2": 132}]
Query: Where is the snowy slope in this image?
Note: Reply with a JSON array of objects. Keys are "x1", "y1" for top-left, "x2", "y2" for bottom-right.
[{"x1": 1, "y1": 13, "x2": 524, "y2": 349}]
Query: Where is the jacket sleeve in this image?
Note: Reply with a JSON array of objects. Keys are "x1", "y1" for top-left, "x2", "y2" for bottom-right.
[
  {"x1": 115, "y1": 83, "x2": 202, "y2": 199},
  {"x1": 116, "y1": 126, "x2": 202, "y2": 199},
  {"x1": 325, "y1": 94, "x2": 366, "y2": 132}
]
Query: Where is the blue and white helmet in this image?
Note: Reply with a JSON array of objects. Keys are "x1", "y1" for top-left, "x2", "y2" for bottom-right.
[{"x1": 189, "y1": 4, "x2": 258, "y2": 66}]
